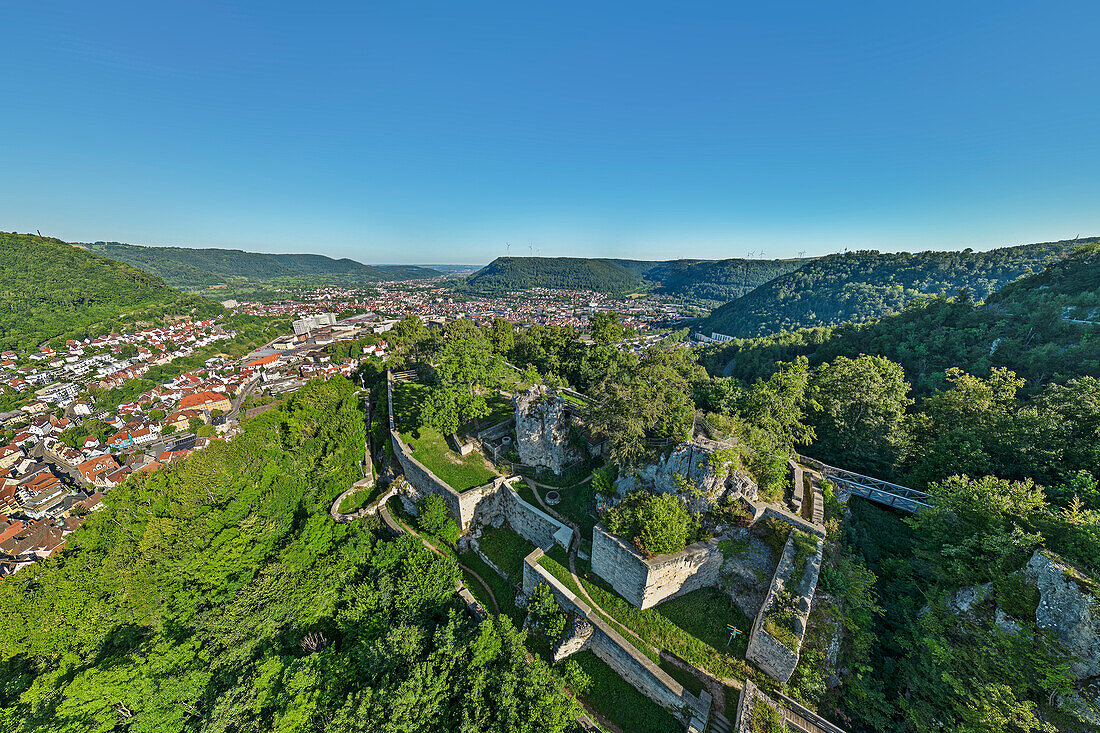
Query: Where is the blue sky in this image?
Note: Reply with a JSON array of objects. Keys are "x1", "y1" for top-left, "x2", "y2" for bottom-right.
[{"x1": 2, "y1": 1, "x2": 1098, "y2": 264}]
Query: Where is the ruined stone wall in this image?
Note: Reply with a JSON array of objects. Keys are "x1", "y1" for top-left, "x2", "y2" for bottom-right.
[
  {"x1": 590, "y1": 525, "x2": 723, "y2": 609},
  {"x1": 514, "y1": 387, "x2": 578, "y2": 474},
  {"x1": 523, "y1": 549, "x2": 710, "y2": 729},
  {"x1": 387, "y1": 371, "x2": 502, "y2": 530},
  {"x1": 745, "y1": 530, "x2": 825, "y2": 683},
  {"x1": 614, "y1": 437, "x2": 758, "y2": 512},
  {"x1": 474, "y1": 483, "x2": 574, "y2": 550}
]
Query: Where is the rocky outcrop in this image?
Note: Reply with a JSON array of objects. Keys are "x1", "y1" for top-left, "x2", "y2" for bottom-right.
[
  {"x1": 1026, "y1": 550, "x2": 1100, "y2": 679},
  {"x1": 552, "y1": 616, "x2": 594, "y2": 662},
  {"x1": 614, "y1": 437, "x2": 758, "y2": 512},
  {"x1": 717, "y1": 529, "x2": 777, "y2": 619},
  {"x1": 514, "y1": 387, "x2": 578, "y2": 474}
]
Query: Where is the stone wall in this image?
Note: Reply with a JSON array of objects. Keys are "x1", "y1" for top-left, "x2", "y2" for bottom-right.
[
  {"x1": 514, "y1": 387, "x2": 578, "y2": 474},
  {"x1": 745, "y1": 529, "x2": 825, "y2": 683},
  {"x1": 473, "y1": 483, "x2": 574, "y2": 551},
  {"x1": 523, "y1": 549, "x2": 710, "y2": 731},
  {"x1": 590, "y1": 525, "x2": 723, "y2": 609},
  {"x1": 477, "y1": 418, "x2": 514, "y2": 443},
  {"x1": 387, "y1": 371, "x2": 501, "y2": 530}
]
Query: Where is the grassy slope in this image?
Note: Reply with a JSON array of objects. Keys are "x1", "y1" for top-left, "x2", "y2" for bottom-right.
[
  {"x1": 0, "y1": 232, "x2": 222, "y2": 350},
  {"x1": 391, "y1": 382, "x2": 499, "y2": 491},
  {"x1": 698, "y1": 238, "x2": 1086, "y2": 338}
]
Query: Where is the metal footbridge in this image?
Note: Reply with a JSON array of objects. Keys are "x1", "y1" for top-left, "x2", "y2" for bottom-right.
[{"x1": 798, "y1": 456, "x2": 931, "y2": 512}]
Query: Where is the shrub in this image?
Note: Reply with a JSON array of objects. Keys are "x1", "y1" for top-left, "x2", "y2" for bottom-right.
[
  {"x1": 604, "y1": 491, "x2": 697, "y2": 557},
  {"x1": 528, "y1": 583, "x2": 568, "y2": 640},
  {"x1": 558, "y1": 658, "x2": 591, "y2": 695},
  {"x1": 417, "y1": 494, "x2": 459, "y2": 544},
  {"x1": 751, "y1": 699, "x2": 789, "y2": 732}
]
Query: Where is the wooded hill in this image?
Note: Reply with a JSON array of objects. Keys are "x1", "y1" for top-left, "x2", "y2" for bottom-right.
[
  {"x1": 461, "y1": 255, "x2": 807, "y2": 300},
  {"x1": 0, "y1": 378, "x2": 579, "y2": 732},
  {"x1": 700, "y1": 242, "x2": 1100, "y2": 396},
  {"x1": 0, "y1": 232, "x2": 222, "y2": 352},
  {"x1": 83, "y1": 242, "x2": 443, "y2": 290},
  {"x1": 696, "y1": 238, "x2": 1087, "y2": 338}
]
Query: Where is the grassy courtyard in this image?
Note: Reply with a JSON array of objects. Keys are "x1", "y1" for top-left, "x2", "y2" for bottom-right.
[
  {"x1": 568, "y1": 554, "x2": 757, "y2": 683},
  {"x1": 392, "y1": 381, "x2": 499, "y2": 492},
  {"x1": 568, "y1": 650, "x2": 683, "y2": 733},
  {"x1": 476, "y1": 524, "x2": 532, "y2": 581}
]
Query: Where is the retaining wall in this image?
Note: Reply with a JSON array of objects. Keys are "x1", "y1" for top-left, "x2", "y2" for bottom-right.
[
  {"x1": 523, "y1": 549, "x2": 710, "y2": 731},
  {"x1": 745, "y1": 529, "x2": 824, "y2": 683},
  {"x1": 474, "y1": 484, "x2": 574, "y2": 550},
  {"x1": 590, "y1": 525, "x2": 723, "y2": 609},
  {"x1": 388, "y1": 370, "x2": 572, "y2": 547},
  {"x1": 387, "y1": 371, "x2": 501, "y2": 529}
]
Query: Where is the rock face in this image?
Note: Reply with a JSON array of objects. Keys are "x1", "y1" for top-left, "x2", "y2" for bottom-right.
[
  {"x1": 718, "y1": 529, "x2": 777, "y2": 619},
  {"x1": 551, "y1": 616, "x2": 594, "y2": 662},
  {"x1": 614, "y1": 437, "x2": 758, "y2": 512},
  {"x1": 1026, "y1": 550, "x2": 1100, "y2": 679},
  {"x1": 514, "y1": 387, "x2": 578, "y2": 474}
]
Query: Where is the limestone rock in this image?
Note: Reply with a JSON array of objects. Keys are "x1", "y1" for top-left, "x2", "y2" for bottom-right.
[
  {"x1": 514, "y1": 387, "x2": 578, "y2": 474},
  {"x1": 946, "y1": 582, "x2": 992, "y2": 614},
  {"x1": 994, "y1": 608, "x2": 1023, "y2": 635},
  {"x1": 551, "y1": 616, "x2": 593, "y2": 662},
  {"x1": 1026, "y1": 550, "x2": 1100, "y2": 679},
  {"x1": 614, "y1": 437, "x2": 758, "y2": 512}
]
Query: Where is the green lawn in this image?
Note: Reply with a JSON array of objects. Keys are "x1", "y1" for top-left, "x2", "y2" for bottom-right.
[
  {"x1": 459, "y1": 549, "x2": 523, "y2": 625},
  {"x1": 546, "y1": 479, "x2": 598, "y2": 540},
  {"x1": 570, "y1": 555, "x2": 760, "y2": 684},
  {"x1": 482, "y1": 392, "x2": 515, "y2": 426},
  {"x1": 337, "y1": 486, "x2": 380, "y2": 514},
  {"x1": 569, "y1": 650, "x2": 683, "y2": 733},
  {"x1": 477, "y1": 524, "x2": 534, "y2": 582},
  {"x1": 392, "y1": 382, "x2": 500, "y2": 491}
]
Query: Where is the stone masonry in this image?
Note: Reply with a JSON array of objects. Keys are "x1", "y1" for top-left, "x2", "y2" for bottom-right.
[
  {"x1": 745, "y1": 530, "x2": 824, "y2": 683},
  {"x1": 523, "y1": 548, "x2": 711, "y2": 731},
  {"x1": 590, "y1": 525, "x2": 723, "y2": 609},
  {"x1": 551, "y1": 616, "x2": 594, "y2": 662},
  {"x1": 514, "y1": 387, "x2": 578, "y2": 474}
]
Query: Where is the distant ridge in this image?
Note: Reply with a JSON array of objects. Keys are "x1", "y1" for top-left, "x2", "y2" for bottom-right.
[
  {"x1": 461, "y1": 255, "x2": 808, "y2": 300},
  {"x1": 696, "y1": 238, "x2": 1088, "y2": 338},
  {"x1": 700, "y1": 239, "x2": 1100, "y2": 394},
  {"x1": 83, "y1": 242, "x2": 443, "y2": 289}
]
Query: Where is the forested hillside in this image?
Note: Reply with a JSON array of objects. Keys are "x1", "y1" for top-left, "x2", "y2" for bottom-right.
[
  {"x1": 462, "y1": 255, "x2": 806, "y2": 300},
  {"x1": 83, "y1": 242, "x2": 442, "y2": 289},
  {"x1": 462, "y1": 256, "x2": 643, "y2": 294},
  {"x1": 0, "y1": 378, "x2": 578, "y2": 732},
  {"x1": 389, "y1": 312, "x2": 1100, "y2": 732},
  {"x1": 697, "y1": 239, "x2": 1086, "y2": 338},
  {"x1": 0, "y1": 232, "x2": 222, "y2": 351},
  {"x1": 618, "y1": 257, "x2": 807, "y2": 301},
  {"x1": 700, "y1": 243, "x2": 1100, "y2": 397}
]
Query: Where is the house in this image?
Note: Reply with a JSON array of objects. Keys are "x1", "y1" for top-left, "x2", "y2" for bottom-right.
[
  {"x1": 0, "y1": 444, "x2": 23, "y2": 470},
  {"x1": 77, "y1": 455, "x2": 121, "y2": 488},
  {"x1": 178, "y1": 391, "x2": 231, "y2": 415},
  {"x1": 0, "y1": 518, "x2": 65, "y2": 563},
  {"x1": 245, "y1": 354, "x2": 280, "y2": 370},
  {"x1": 0, "y1": 480, "x2": 19, "y2": 514},
  {"x1": 16, "y1": 472, "x2": 67, "y2": 520}
]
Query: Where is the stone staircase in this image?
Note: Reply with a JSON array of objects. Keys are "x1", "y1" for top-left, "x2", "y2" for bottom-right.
[{"x1": 391, "y1": 369, "x2": 419, "y2": 383}]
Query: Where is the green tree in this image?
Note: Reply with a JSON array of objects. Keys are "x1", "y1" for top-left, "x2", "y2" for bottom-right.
[{"x1": 809, "y1": 354, "x2": 912, "y2": 474}]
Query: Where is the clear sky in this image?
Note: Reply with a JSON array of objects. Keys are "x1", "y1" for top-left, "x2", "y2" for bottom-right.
[{"x1": 2, "y1": 1, "x2": 1098, "y2": 264}]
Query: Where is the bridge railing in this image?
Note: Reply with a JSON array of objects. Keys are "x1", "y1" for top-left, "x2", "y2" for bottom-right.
[{"x1": 796, "y1": 453, "x2": 932, "y2": 512}]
